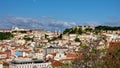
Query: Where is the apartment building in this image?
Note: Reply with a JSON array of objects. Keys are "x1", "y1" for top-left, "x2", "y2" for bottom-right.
[{"x1": 9, "y1": 60, "x2": 51, "y2": 68}]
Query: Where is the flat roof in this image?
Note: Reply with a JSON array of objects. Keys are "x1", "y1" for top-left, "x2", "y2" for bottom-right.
[{"x1": 11, "y1": 60, "x2": 46, "y2": 64}]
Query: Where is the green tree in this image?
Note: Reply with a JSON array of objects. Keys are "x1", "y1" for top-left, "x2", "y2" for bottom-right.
[
  {"x1": 63, "y1": 28, "x2": 71, "y2": 34},
  {"x1": 71, "y1": 42, "x2": 105, "y2": 68},
  {"x1": 78, "y1": 28, "x2": 83, "y2": 34},
  {"x1": 75, "y1": 38, "x2": 81, "y2": 42},
  {"x1": 85, "y1": 28, "x2": 93, "y2": 32},
  {"x1": 12, "y1": 31, "x2": 27, "y2": 33},
  {"x1": 0, "y1": 32, "x2": 14, "y2": 40},
  {"x1": 95, "y1": 26, "x2": 120, "y2": 30},
  {"x1": 58, "y1": 34, "x2": 62, "y2": 39},
  {"x1": 63, "y1": 27, "x2": 83, "y2": 34},
  {"x1": 23, "y1": 35, "x2": 33, "y2": 41},
  {"x1": 45, "y1": 34, "x2": 49, "y2": 39}
]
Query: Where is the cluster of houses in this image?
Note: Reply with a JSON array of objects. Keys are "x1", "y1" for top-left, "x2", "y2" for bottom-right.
[{"x1": 0, "y1": 26, "x2": 120, "y2": 68}]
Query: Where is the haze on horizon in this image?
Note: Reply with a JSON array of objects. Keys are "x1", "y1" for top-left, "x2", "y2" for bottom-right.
[{"x1": 0, "y1": 0, "x2": 120, "y2": 31}]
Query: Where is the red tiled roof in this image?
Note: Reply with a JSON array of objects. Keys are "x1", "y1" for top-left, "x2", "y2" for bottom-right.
[
  {"x1": 3, "y1": 62, "x2": 9, "y2": 66},
  {"x1": 17, "y1": 56, "x2": 28, "y2": 58},
  {"x1": 66, "y1": 54, "x2": 78, "y2": 57},
  {"x1": 51, "y1": 60, "x2": 63, "y2": 67},
  {"x1": 66, "y1": 53, "x2": 82, "y2": 58},
  {"x1": 51, "y1": 53, "x2": 56, "y2": 56}
]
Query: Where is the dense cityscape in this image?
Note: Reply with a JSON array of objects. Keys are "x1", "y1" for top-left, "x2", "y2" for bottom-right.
[
  {"x1": 0, "y1": 25, "x2": 120, "y2": 68},
  {"x1": 0, "y1": 0, "x2": 120, "y2": 68}
]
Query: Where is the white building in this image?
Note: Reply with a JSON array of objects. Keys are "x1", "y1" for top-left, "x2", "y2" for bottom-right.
[
  {"x1": 54, "y1": 52, "x2": 66, "y2": 61},
  {"x1": 12, "y1": 26, "x2": 26, "y2": 31},
  {"x1": 78, "y1": 34, "x2": 92, "y2": 40},
  {"x1": 0, "y1": 63, "x2": 3, "y2": 68},
  {"x1": 69, "y1": 34, "x2": 77, "y2": 40},
  {"x1": 44, "y1": 46, "x2": 68, "y2": 55},
  {"x1": 9, "y1": 60, "x2": 51, "y2": 68},
  {"x1": 33, "y1": 53, "x2": 44, "y2": 60}
]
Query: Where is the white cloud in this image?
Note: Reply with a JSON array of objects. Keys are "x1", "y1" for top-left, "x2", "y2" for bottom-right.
[
  {"x1": 0, "y1": 16, "x2": 77, "y2": 31},
  {"x1": 1, "y1": 16, "x2": 120, "y2": 31}
]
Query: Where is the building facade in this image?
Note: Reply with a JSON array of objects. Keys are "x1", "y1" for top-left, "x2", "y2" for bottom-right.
[
  {"x1": 44, "y1": 46, "x2": 68, "y2": 55},
  {"x1": 9, "y1": 60, "x2": 51, "y2": 68}
]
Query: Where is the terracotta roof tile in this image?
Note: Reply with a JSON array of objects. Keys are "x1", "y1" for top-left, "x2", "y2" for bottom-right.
[{"x1": 51, "y1": 60, "x2": 63, "y2": 67}]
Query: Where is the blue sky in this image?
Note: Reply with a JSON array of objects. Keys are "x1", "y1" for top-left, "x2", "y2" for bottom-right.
[{"x1": 0, "y1": 0, "x2": 120, "y2": 30}]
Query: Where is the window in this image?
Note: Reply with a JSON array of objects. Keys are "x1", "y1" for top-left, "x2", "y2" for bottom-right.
[
  {"x1": 59, "y1": 55, "x2": 61, "y2": 57},
  {"x1": 0, "y1": 54, "x2": 7, "y2": 58},
  {"x1": 33, "y1": 65, "x2": 37, "y2": 68}
]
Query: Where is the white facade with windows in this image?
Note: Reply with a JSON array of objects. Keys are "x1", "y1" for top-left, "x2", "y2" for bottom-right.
[
  {"x1": 54, "y1": 52, "x2": 67, "y2": 61},
  {"x1": 0, "y1": 54, "x2": 7, "y2": 58},
  {"x1": 44, "y1": 46, "x2": 68, "y2": 55},
  {"x1": 9, "y1": 61, "x2": 51, "y2": 68}
]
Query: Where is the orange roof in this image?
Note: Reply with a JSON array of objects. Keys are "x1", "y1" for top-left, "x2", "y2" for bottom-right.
[
  {"x1": 51, "y1": 53, "x2": 56, "y2": 56},
  {"x1": 0, "y1": 52, "x2": 7, "y2": 54},
  {"x1": 3, "y1": 62, "x2": 9, "y2": 66},
  {"x1": 59, "y1": 58, "x2": 74, "y2": 62},
  {"x1": 18, "y1": 56, "x2": 28, "y2": 58},
  {"x1": 51, "y1": 60, "x2": 63, "y2": 67},
  {"x1": 66, "y1": 54, "x2": 77, "y2": 57},
  {"x1": 66, "y1": 53, "x2": 82, "y2": 59}
]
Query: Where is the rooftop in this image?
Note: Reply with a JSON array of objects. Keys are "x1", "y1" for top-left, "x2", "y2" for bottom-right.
[{"x1": 11, "y1": 60, "x2": 46, "y2": 64}]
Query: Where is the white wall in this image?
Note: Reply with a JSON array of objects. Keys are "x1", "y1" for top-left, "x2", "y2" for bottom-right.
[
  {"x1": 0, "y1": 64, "x2": 3, "y2": 68},
  {"x1": 9, "y1": 62, "x2": 51, "y2": 68}
]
